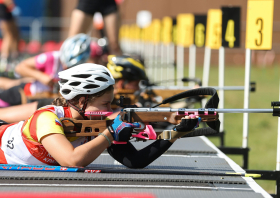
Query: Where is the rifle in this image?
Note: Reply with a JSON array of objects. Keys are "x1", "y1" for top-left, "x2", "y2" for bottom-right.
[
  {"x1": 62, "y1": 87, "x2": 280, "y2": 143},
  {"x1": 62, "y1": 88, "x2": 221, "y2": 142}
]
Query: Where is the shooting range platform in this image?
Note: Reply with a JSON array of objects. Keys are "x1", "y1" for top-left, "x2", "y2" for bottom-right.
[{"x1": 0, "y1": 136, "x2": 271, "y2": 198}]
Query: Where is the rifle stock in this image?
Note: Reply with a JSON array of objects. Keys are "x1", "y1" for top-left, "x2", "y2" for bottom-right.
[{"x1": 61, "y1": 119, "x2": 113, "y2": 137}]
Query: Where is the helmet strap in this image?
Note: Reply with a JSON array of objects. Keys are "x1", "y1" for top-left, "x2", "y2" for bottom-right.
[{"x1": 67, "y1": 95, "x2": 89, "y2": 120}]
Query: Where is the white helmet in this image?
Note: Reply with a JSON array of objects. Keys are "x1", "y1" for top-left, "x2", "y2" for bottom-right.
[
  {"x1": 60, "y1": 33, "x2": 91, "y2": 68},
  {"x1": 58, "y1": 63, "x2": 115, "y2": 100}
]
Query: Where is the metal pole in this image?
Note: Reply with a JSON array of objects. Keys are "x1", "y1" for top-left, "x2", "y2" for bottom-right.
[
  {"x1": 189, "y1": 44, "x2": 196, "y2": 87},
  {"x1": 277, "y1": 80, "x2": 280, "y2": 171},
  {"x1": 242, "y1": 48, "x2": 252, "y2": 148},
  {"x1": 148, "y1": 42, "x2": 154, "y2": 82},
  {"x1": 164, "y1": 44, "x2": 168, "y2": 86},
  {"x1": 153, "y1": 43, "x2": 157, "y2": 82},
  {"x1": 176, "y1": 45, "x2": 184, "y2": 86},
  {"x1": 219, "y1": 47, "x2": 225, "y2": 133},
  {"x1": 160, "y1": 43, "x2": 164, "y2": 85},
  {"x1": 166, "y1": 44, "x2": 170, "y2": 86},
  {"x1": 202, "y1": 47, "x2": 212, "y2": 107},
  {"x1": 170, "y1": 43, "x2": 175, "y2": 86}
]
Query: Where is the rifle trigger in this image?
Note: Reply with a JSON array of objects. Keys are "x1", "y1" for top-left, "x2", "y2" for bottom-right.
[
  {"x1": 123, "y1": 113, "x2": 129, "y2": 122},
  {"x1": 126, "y1": 110, "x2": 133, "y2": 123}
]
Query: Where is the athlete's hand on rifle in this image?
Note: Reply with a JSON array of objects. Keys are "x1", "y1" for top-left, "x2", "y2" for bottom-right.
[
  {"x1": 109, "y1": 114, "x2": 140, "y2": 142},
  {"x1": 173, "y1": 115, "x2": 201, "y2": 132}
]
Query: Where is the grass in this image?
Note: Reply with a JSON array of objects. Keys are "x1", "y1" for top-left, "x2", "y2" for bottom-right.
[{"x1": 189, "y1": 64, "x2": 280, "y2": 194}]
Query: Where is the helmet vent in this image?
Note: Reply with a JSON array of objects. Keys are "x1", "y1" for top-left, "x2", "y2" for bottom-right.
[
  {"x1": 95, "y1": 77, "x2": 108, "y2": 82},
  {"x1": 60, "y1": 79, "x2": 68, "y2": 85},
  {"x1": 69, "y1": 82, "x2": 81, "y2": 86},
  {"x1": 103, "y1": 72, "x2": 110, "y2": 77},
  {"x1": 62, "y1": 89, "x2": 71, "y2": 95},
  {"x1": 72, "y1": 74, "x2": 91, "y2": 78},
  {"x1": 83, "y1": 84, "x2": 100, "y2": 89}
]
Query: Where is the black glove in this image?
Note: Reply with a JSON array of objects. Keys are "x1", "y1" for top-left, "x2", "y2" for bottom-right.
[{"x1": 173, "y1": 116, "x2": 201, "y2": 132}]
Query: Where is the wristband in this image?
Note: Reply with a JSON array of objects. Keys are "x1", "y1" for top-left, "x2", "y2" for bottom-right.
[{"x1": 98, "y1": 133, "x2": 112, "y2": 147}]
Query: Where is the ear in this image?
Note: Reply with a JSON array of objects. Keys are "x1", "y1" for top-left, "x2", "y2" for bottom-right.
[{"x1": 78, "y1": 97, "x2": 85, "y2": 108}]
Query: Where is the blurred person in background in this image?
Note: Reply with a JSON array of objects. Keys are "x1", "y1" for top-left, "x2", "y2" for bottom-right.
[
  {"x1": 68, "y1": 0, "x2": 122, "y2": 56},
  {"x1": 107, "y1": 55, "x2": 147, "y2": 92},
  {"x1": 0, "y1": 0, "x2": 20, "y2": 75},
  {"x1": 107, "y1": 54, "x2": 148, "y2": 118},
  {"x1": 0, "y1": 33, "x2": 91, "y2": 109}
]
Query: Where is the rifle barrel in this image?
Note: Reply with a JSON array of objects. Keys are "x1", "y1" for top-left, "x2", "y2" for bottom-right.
[
  {"x1": 124, "y1": 108, "x2": 273, "y2": 114},
  {"x1": 211, "y1": 109, "x2": 272, "y2": 113}
]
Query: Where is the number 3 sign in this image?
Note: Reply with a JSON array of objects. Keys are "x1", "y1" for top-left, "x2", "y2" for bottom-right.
[{"x1": 246, "y1": 0, "x2": 274, "y2": 50}]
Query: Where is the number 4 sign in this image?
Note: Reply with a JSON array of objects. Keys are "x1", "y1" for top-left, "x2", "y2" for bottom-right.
[
  {"x1": 221, "y1": 7, "x2": 241, "y2": 48},
  {"x1": 246, "y1": 0, "x2": 274, "y2": 50}
]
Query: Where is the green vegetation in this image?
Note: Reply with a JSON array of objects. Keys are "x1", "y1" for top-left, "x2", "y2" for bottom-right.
[{"x1": 192, "y1": 64, "x2": 280, "y2": 194}]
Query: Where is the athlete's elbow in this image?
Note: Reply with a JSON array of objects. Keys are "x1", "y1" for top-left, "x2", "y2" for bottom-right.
[
  {"x1": 56, "y1": 155, "x2": 83, "y2": 167},
  {"x1": 58, "y1": 159, "x2": 85, "y2": 167}
]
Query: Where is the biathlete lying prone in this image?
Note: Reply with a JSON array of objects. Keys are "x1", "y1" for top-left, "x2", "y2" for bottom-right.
[
  {"x1": 0, "y1": 33, "x2": 91, "y2": 108},
  {"x1": 0, "y1": 63, "x2": 200, "y2": 168}
]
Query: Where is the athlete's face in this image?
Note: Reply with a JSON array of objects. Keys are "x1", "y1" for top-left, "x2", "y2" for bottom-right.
[
  {"x1": 84, "y1": 89, "x2": 114, "y2": 120},
  {"x1": 124, "y1": 80, "x2": 140, "y2": 90}
]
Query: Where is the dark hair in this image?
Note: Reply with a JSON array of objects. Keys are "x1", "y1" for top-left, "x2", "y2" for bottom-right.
[{"x1": 52, "y1": 85, "x2": 114, "y2": 107}]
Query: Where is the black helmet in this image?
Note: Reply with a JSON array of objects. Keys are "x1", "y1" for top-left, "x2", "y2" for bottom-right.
[{"x1": 107, "y1": 55, "x2": 148, "y2": 81}]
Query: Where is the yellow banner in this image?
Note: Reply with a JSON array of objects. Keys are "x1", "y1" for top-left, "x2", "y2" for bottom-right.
[
  {"x1": 245, "y1": 0, "x2": 274, "y2": 50},
  {"x1": 205, "y1": 9, "x2": 222, "y2": 49},
  {"x1": 176, "y1": 14, "x2": 194, "y2": 47}
]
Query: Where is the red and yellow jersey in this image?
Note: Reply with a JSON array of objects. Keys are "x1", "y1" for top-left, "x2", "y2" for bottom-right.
[{"x1": 0, "y1": 105, "x2": 90, "y2": 165}]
